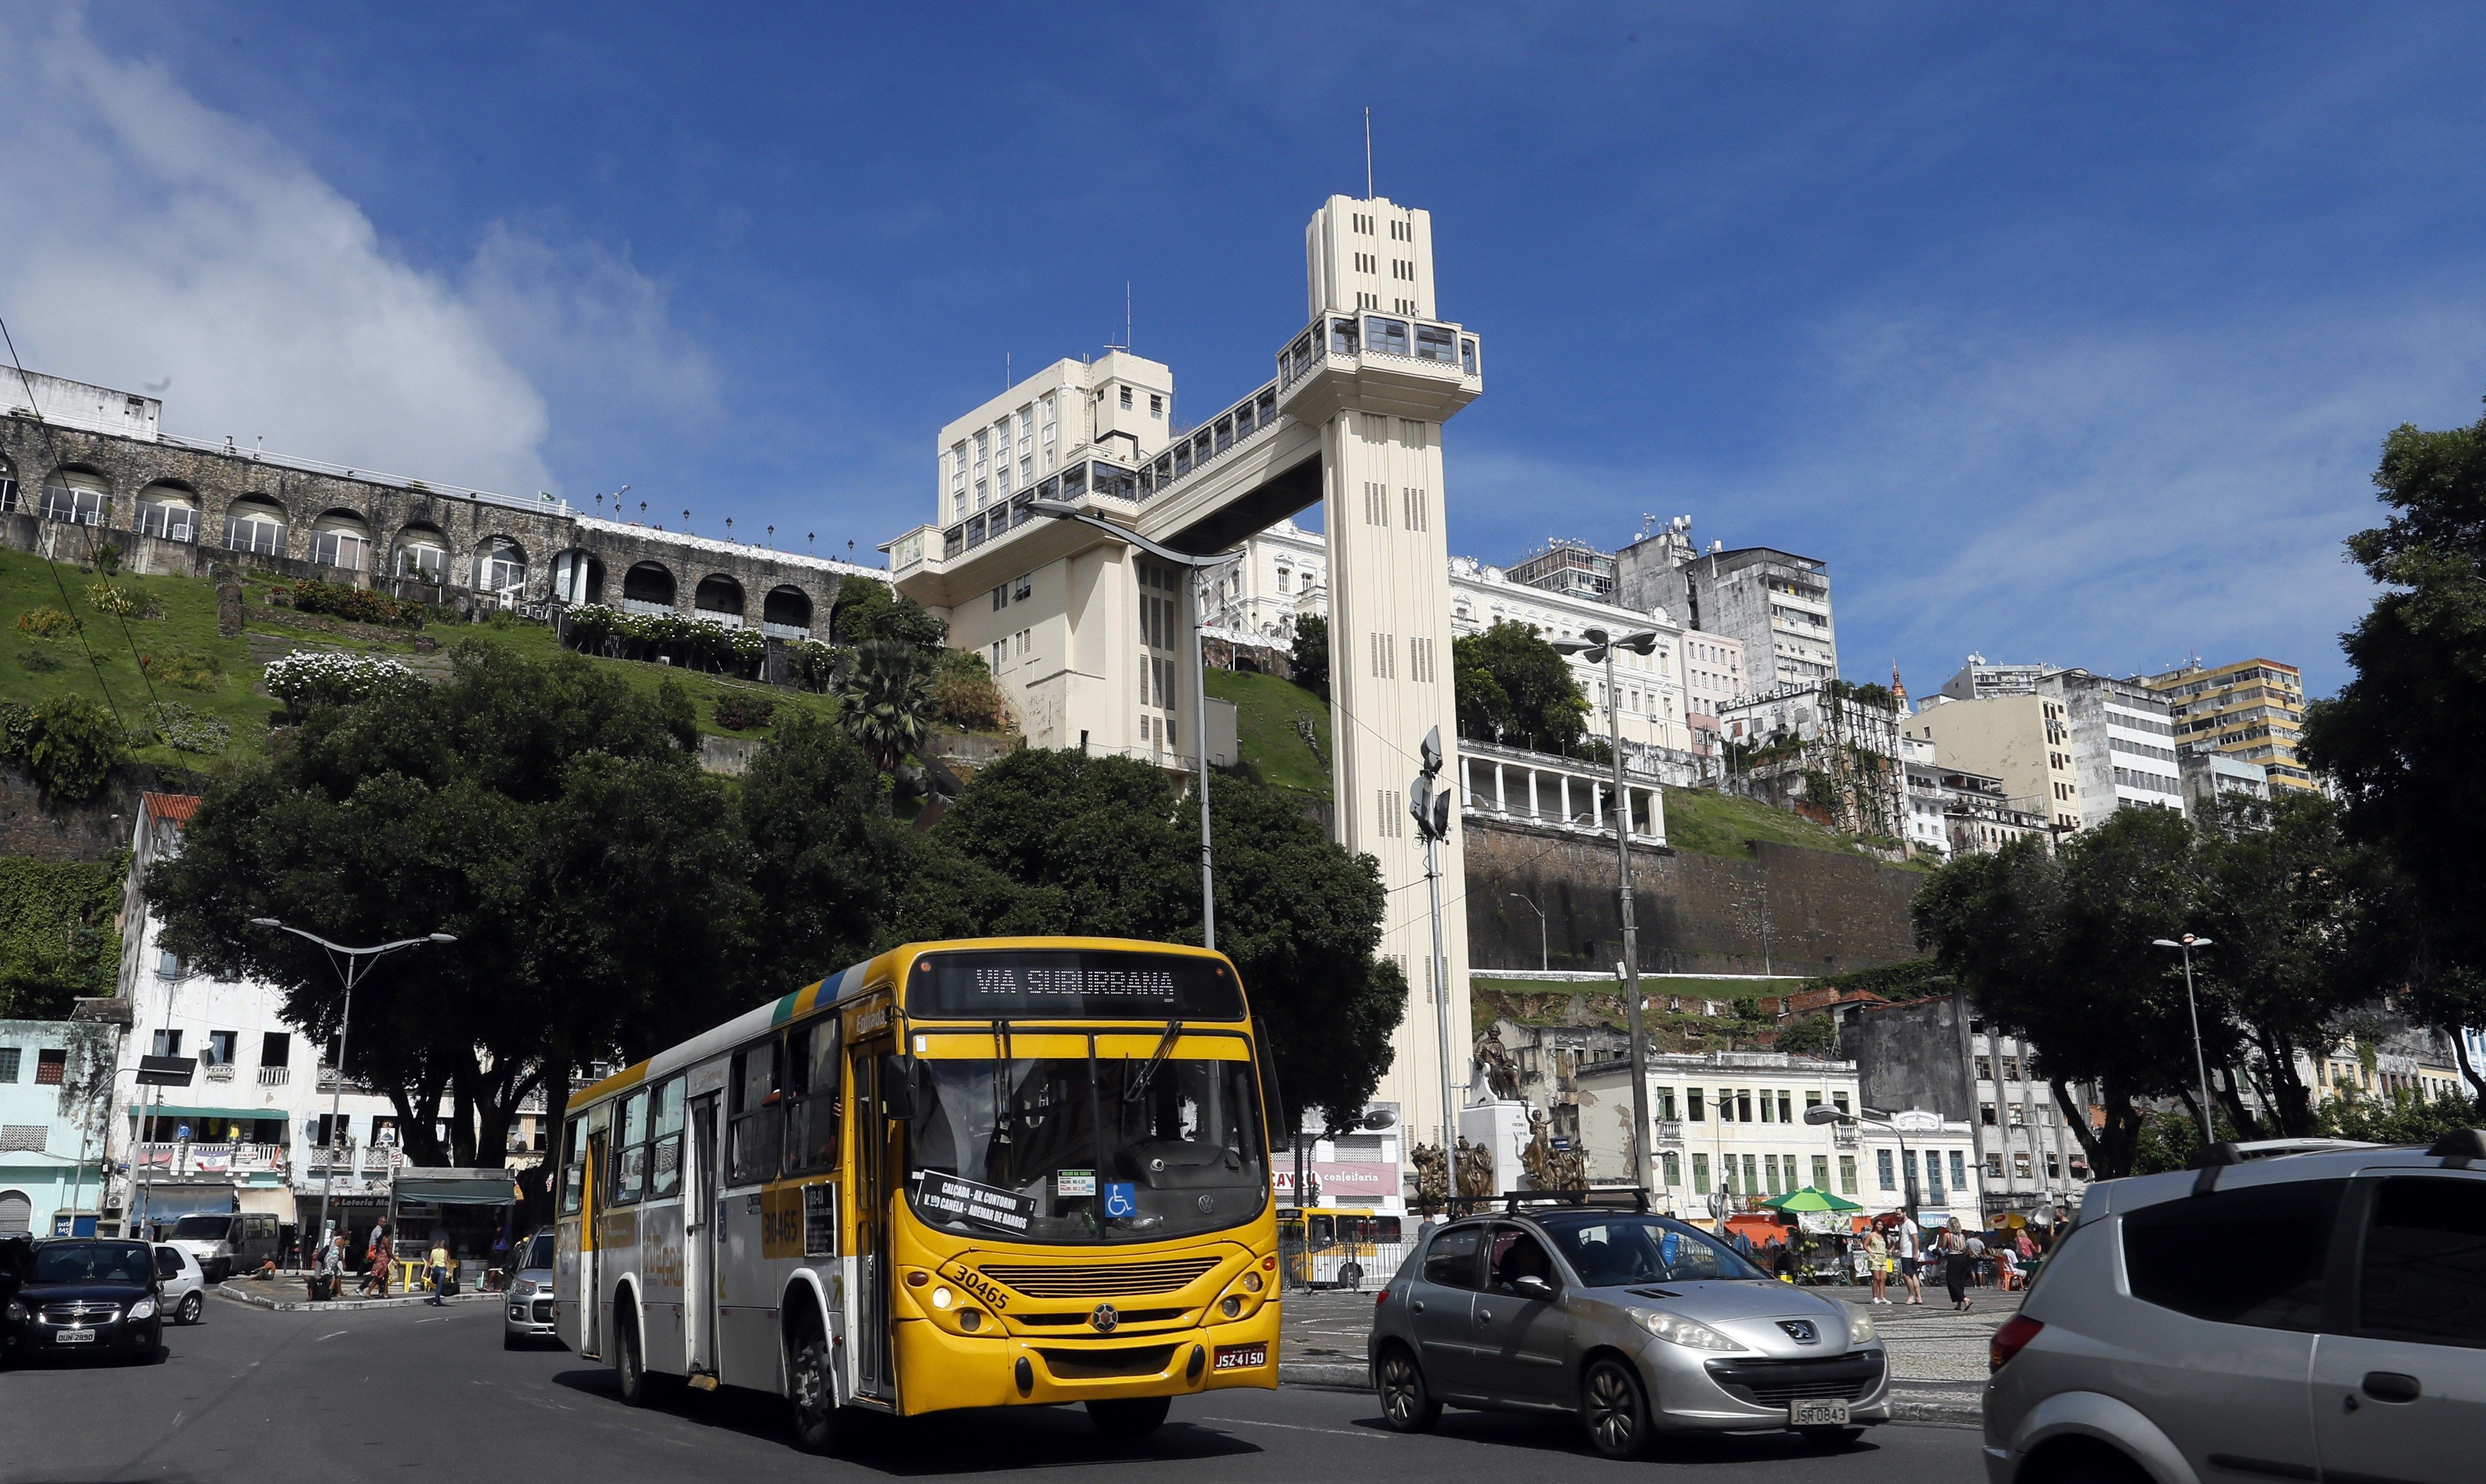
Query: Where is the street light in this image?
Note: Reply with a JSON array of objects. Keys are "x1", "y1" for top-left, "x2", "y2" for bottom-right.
[
  {"x1": 1029, "y1": 498, "x2": 1241, "y2": 950},
  {"x1": 251, "y1": 920, "x2": 455, "y2": 1255},
  {"x1": 2153, "y1": 934, "x2": 2219, "y2": 1149},
  {"x1": 1410, "y1": 727, "x2": 1459, "y2": 1207},
  {"x1": 1806, "y1": 1101, "x2": 1918, "y2": 1220},
  {"x1": 1551, "y1": 626, "x2": 1661, "y2": 1194},
  {"x1": 1507, "y1": 892, "x2": 1549, "y2": 973}
]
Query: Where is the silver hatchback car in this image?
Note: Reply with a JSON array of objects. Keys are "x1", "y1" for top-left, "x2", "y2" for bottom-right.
[
  {"x1": 1983, "y1": 1131, "x2": 2486, "y2": 1484},
  {"x1": 503, "y1": 1230, "x2": 558, "y2": 1350},
  {"x1": 1369, "y1": 1202, "x2": 1887, "y2": 1457}
]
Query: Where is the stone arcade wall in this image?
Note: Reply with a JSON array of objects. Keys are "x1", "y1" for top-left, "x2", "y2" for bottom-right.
[
  {"x1": 1461, "y1": 815, "x2": 1923, "y2": 979},
  {"x1": 0, "y1": 414, "x2": 882, "y2": 632}
]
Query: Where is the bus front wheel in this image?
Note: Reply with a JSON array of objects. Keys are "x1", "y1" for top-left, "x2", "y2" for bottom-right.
[
  {"x1": 1087, "y1": 1396, "x2": 1171, "y2": 1438},
  {"x1": 790, "y1": 1337, "x2": 844, "y2": 1453}
]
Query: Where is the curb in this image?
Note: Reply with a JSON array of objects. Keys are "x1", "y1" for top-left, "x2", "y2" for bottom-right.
[
  {"x1": 1279, "y1": 1361, "x2": 1369, "y2": 1389},
  {"x1": 215, "y1": 1283, "x2": 504, "y2": 1314},
  {"x1": 1276, "y1": 1362, "x2": 1983, "y2": 1430}
]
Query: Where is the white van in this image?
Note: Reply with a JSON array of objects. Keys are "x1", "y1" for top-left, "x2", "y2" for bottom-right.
[{"x1": 166, "y1": 1212, "x2": 282, "y2": 1282}]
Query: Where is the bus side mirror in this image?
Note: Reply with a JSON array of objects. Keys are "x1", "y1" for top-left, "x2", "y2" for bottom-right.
[{"x1": 880, "y1": 1054, "x2": 919, "y2": 1121}]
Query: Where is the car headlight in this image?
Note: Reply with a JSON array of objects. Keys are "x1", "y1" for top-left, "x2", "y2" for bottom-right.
[
  {"x1": 511, "y1": 1280, "x2": 536, "y2": 1298},
  {"x1": 127, "y1": 1298, "x2": 158, "y2": 1320},
  {"x1": 1846, "y1": 1308, "x2": 1878, "y2": 1345},
  {"x1": 1633, "y1": 1309, "x2": 1742, "y2": 1352}
]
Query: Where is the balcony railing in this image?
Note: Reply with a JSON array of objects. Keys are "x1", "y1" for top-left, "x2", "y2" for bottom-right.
[
  {"x1": 258, "y1": 1066, "x2": 290, "y2": 1086},
  {"x1": 130, "y1": 1142, "x2": 289, "y2": 1176},
  {"x1": 203, "y1": 1062, "x2": 234, "y2": 1082},
  {"x1": 1653, "y1": 1119, "x2": 1685, "y2": 1146}
]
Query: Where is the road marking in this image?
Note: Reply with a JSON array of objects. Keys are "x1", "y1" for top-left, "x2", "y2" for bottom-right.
[
  {"x1": 1202, "y1": 1416, "x2": 1384, "y2": 1440},
  {"x1": 415, "y1": 1316, "x2": 448, "y2": 1324},
  {"x1": 317, "y1": 1330, "x2": 349, "y2": 1341}
]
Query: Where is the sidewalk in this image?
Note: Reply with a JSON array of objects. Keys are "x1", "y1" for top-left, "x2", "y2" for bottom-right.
[{"x1": 216, "y1": 1276, "x2": 507, "y2": 1314}]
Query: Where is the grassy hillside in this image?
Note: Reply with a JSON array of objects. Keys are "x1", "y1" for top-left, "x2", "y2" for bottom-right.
[
  {"x1": 2, "y1": 545, "x2": 842, "y2": 770},
  {"x1": 1662, "y1": 783, "x2": 1897, "y2": 862},
  {"x1": 1208, "y1": 666, "x2": 1332, "y2": 801}
]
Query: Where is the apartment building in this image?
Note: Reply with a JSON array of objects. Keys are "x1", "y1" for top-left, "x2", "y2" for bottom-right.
[
  {"x1": 1910, "y1": 660, "x2": 2183, "y2": 834},
  {"x1": 1616, "y1": 517, "x2": 1839, "y2": 689},
  {"x1": 1506, "y1": 538, "x2": 1618, "y2": 602},
  {"x1": 2040, "y1": 669, "x2": 2184, "y2": 818},
  {"x1": 0, "y1": 1019, "x2": 117, "y2": 1236},
  {"x1": 1902, "y1": 735, "x2": 2048, "y2": 861},
  {"x1": 2144, "y1": 657, "x2": 2315, "y2": 793}
]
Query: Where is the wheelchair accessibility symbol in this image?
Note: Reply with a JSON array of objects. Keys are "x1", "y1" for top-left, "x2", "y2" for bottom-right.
[{"x1": 1103, "y1": 1182, "x2": 1137, "y2": 1218}]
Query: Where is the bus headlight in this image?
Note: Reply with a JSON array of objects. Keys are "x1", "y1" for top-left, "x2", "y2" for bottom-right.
[
  {"x1": 1244, "y1": 1272, "x2": 1263, "y2": 1293},
  {"x1": 959, "y1": 1310, "x2": 983, "y2": 1333},
  {"x1": 1220, "y1": 1296, "x2": 1241, "y2": 1319},
  {"x1": 931, "y1": 1286, "x2": 954, "y2": 1310}
]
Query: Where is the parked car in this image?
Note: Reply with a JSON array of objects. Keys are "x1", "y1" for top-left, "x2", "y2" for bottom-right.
[
  {"x1": 1369, "y1": 1200, "x2": 1887, "y2": 1458},
  {"x1": 165, "y1": 1212, "x2": 282, "y2": 1283},
  {"x1": 503, "y1": 1228, "x2": 559, "y2": 1350},
  {"x1": 153, "y1": 1244, "x2": 208, "y2": 1326},
  {"x1": 1, "y1": 1238, "x2": 165, "y2": 1364},
  {"x1": 1983, "y1": 1130, "x2": 2486, "y2": 1484}
]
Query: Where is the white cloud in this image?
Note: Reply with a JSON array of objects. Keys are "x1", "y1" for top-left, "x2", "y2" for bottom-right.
[{"x1": 0, "y1": 11, "x2": 710, "y2": 498}]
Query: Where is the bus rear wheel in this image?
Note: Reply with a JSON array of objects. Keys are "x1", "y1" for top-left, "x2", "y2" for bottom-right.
[
  {"x1": 1087, "y1": 1396, "x2": 1171, "y2": 1438},
  {"x1": 790, "y1": 1337, "x2": 844, "y2": 1454},
  {"x1": 614, "y1": 1309, "x2": 651, "y2": 1408}
]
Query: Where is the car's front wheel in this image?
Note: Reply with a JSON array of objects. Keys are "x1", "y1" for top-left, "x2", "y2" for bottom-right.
[
  {"x1": 1375, "y1": 1346, "x2": 1441, "y2": 1432},
  {"x1": 178, "y1": 1292, "x2": 203, "y2": 1326},
  {"x1": 1581, "y1": 1356, "x2": 1653, "y2": 1460}
]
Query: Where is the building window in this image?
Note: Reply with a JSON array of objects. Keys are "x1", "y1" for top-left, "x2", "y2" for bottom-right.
[
  {"x1": 35, "y1": 1049, "x2": 66, "y2": 1086},
  {"x1": 1686, "y1": 1088, "x2": 1704, "y2": 1121},
  {"x1": 1838, "y1": 1155, "x2": 1857, "y2": 1195},
  {"x1": 2014, "y1": 1152, "x2": 2033, "y2": 1180},
  {"x1": 1812, "y1": 1155, "x2": 1830, "y2": 1191},
  {"x1": 2046, "y1": 1152, "x2": 2061, "y2": 1180},
  {"x1": 1951, "y1": 1150, "x2": 1968, "y2": 1188},
  {"x1": 1661, "y1": 1152, "x2": 1681, "y2": 1187},
  {"x1": 1691, "y1": 1152, "x2": 1710, "y2": 1194},
  {"x1": 1654, "y1": 1087, "x2": 1677, "y2": 1120},
  {"x1": 1877, "y1": 1148, "x2": 1896, "y2": 1191},
  {"x1": 1777, "y1": 1091, "x2": 1793, "y2": 1122},
  {"x1": 204, "y1": 1031, "x2": 235, "y2": 1067},
  {"x1": 1981, "y1": 1103, "x2": 1997, "y2": 1126},
  {"x1": 151, "y1": 1030, "x2": 182, "y2": 1058},
  {"x1": 262, "y1": 1032, "x2": 289, "y2": 1068},
  {"x1": 0, "y1": 1048, "x2": 17, "y2": 1083},
  {"x1": 1735, "y1": 1091, "x2": 1752, "y2": 1122},
  {"x1": 1742, "y1": 1153, "x2": 1759, "y2": 1194},
  {"x1": 1986, "y1": 1152, "x2": 2004, "y2": 1178}
]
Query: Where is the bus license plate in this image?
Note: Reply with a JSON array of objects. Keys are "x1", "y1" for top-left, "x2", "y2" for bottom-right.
[
  {"x1": 1788, "y1": 1398, "x2": 1848, "y2": 1427},
  {"x1": 55, "y1": 1329, "x2": 96, "y2": 1344},
  {"x1": 1212, "y1": 1343, "x2": 1267, "y2": 1371}
]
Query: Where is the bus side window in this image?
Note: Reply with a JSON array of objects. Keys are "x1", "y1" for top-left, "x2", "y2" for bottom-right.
[
  {"x1": 560, "y1": 1117, "x2": 584, "y2": 1215},
  {"x1": 728, "y1": 1046, "x2": 782, "y2": 1185},
  {"x1": 786, "y1": 1022, "x2": 842, "y2": 1174},
  {"x1": 648, "y1": 1077, "x2": 685, "y2": 1198}
]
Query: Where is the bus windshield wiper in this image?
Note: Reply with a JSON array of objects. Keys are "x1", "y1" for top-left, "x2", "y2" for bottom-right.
[
  {"x1": 990, "y1": 1018, "x2": 1013, "y2": 1152},
  {"x1": 1122, "y1": 1020, "x2": 1184, "y2": 1104}
]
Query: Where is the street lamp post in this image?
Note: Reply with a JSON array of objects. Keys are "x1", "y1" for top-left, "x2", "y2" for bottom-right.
[
  {"x1": 1411, "y1": 728, "x2": 1459, "y2": 1208},
  {"x1": 2152, "y1": 934, "x2": 2219, "y2": 1148},
  {"x1": 1029, "y1": 499, "x2": 1241, "y2": 950},
  {"x1": 251, "y1": 920, "x2": 455, "y2": 1255},
  {"x1": 1553, "y1": 627, "x2": 1661, "y2": 1193},
  {"x1": 1807, "y1": 1101, "x2": 1917, "y2": 1221},
  {"x1": 1507, "y1": 892, "x2": 1549, "y2": 973}
]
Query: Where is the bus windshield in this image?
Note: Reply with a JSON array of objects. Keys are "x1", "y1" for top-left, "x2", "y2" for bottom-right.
[{"x1": 907, "y1": 1050, "x2": 1265, "y2": 1245}]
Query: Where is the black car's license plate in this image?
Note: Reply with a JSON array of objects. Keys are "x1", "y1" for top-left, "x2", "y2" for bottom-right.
[
  {"x1": 1788, "y1": 1398, "x2": 1848, "y2": 1426},
  {"x1": 54, "y1": 1329, "x2": 97, "y2": 1344}
]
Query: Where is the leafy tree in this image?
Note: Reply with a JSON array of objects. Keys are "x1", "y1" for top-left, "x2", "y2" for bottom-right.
[
  {"x1": 832, "y1": 576, "x2": 946, "y2": 648},
  {"x1": 153, "y1": 644, "x2": 753, "y2": 1168},
  {"x1": 1453, "y1": 620, "x2": 1589, "y2": 753},
  {"x1": 738, "y1": 713, "x2": 910, "y2": 995},
  {"x1": 887, "y1": 748, "x2": 1407, "y2": 1131},
  {"x1": 8, "y1": 694, "x2": 126, "y2": 802},
  {"x1": 1289, "y1": 614, "x2": 1329, "y2": 699},
  {"x1": 839, "y1": 641, "x2": 935, "y2": 777},
  {"x1": 927, "y1": 650, "x2": 1010, "y2": 732},
  {"x1": 2316, "y1": 1086, "x2": 2483, "y2": 1146},
  {"x1": 2302, "y1": 397, "x2": 2486, "y2": 1108}
]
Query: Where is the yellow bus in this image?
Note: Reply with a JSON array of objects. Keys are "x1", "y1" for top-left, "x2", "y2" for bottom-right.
[
  {"x1": 1276, "y1": 1207, "x2": 1404, "y2": 1289},
  {"x1": 554, "y1": 937, "x2": 1280, "y2": 1449}
]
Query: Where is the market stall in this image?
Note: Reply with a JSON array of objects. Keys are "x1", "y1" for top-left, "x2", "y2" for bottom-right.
[{"x1": 387, "y1": 1168, "x2": 525, "y2": 1294}]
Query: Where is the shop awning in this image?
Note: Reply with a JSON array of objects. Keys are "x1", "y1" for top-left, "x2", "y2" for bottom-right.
[
  {"x1": 127, "y1": 1105, "x2": 286, "y2": 1125},
  {"x1": 391, "y1": 1168, "x2": 522, "y2": 1206}
]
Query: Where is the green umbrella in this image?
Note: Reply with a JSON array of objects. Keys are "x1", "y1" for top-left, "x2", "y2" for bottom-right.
[{"x1": 1760, "y1": 1185, "x2": 1863, "y2": 1213}]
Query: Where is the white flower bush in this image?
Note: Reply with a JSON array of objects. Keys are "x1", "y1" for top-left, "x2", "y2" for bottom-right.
[{"x1": 263, "y1": 651, "x2": 418, "y2": 711}]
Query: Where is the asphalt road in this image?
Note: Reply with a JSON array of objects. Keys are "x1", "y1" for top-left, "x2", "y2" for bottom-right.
[{"x1": 2, "y1": 1296, "x2": 1989, "y2": 1484}]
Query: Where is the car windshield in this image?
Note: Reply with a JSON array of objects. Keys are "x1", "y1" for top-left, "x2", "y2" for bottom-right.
[
  {"x1": 522, "y1": 1233, "x2": 554, "y2": 1270},
  {"x1": 170, "y1": 1216, "x2": 232, "y2": 1240},
  {"x1": 1540, "y1": 1215, "x2": 1770, "y2": 1285},
  {"x1": 907, "y1": 1049, "x2": 1265, "y2": 1245},
  {"x1": 35, "y1": 1241, "x2": 154, "y2": 1284}
]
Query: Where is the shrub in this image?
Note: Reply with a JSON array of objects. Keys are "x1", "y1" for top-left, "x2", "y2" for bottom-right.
[
  {"x1": 263, "y1": 650, "x2": 419, "y2": 713},
  {"x1": 92, "y1": 543, "x2": 122, "y2": 578},
  {"x1": 290, "y1": 577, "x2": 425, "y2": 629},
  {"x1": 16, "y1": 607, "x2": 81, "y2": 640},
  {"x1": 140, "y1": 646, "x2": 225, "y2": 692},
  {"x1": 16, "y1": 647, "x2": 62, "y2": 674},
  {"x1": 16, "y1": 696, "x2": 123, "y2": 801},
  {"x1": 0, "y1": 703, "x2": 32, "y2": 758},
  {"x1": 85, "y1": 582, "x2": 137, "y2": 616},
  {"x1": 713, "y1": 694, "x2": 778, "y2": 731},
  {"x1": 148, "y1": 701, "x2": 231, "y2": 755},
  {"x1": 929, "y1": 651, "x2": 1009, "y2": 732}
]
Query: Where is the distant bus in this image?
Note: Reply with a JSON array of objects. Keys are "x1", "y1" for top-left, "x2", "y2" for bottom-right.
[{"x1": 555, "y1": 937, "x2": 1280, "y2": 1449}]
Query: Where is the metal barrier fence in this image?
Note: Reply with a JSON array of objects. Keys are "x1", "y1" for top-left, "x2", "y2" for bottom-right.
[{"x1": 1277, "y1": 1238, "x2": 1415, "y2": 1292}]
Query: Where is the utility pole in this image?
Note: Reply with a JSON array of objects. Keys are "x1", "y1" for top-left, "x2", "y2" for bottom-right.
[{"x1": 1411, "y1": 727, "x2": 1458, "y2": 1208}]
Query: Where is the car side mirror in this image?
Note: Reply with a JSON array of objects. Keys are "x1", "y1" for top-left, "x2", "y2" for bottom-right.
[
  {"x1": 1513, "y1": 1275, "x2": 1556, "y2": 1301},
  {"x1": 878, "y1": 1054, "x2": 919, "y2": 1121}
]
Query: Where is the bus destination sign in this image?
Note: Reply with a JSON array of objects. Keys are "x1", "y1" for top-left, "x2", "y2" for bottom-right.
[
  {"x1": 909, "y1": 950, "x2": 1245, "y2": 1021},
  {"x1": 911, "y1": 1171, "x2": 1037, "y2": 1234}
]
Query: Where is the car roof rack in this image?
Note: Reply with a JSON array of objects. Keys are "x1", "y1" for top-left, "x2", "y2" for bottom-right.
[
  {"x1": 2190, "y1": 1136, "x2": 2383, "y2": 1195},
  {"x1": 1449, "y1": 1189, "x2": 1650, "y2": 1216},
  {"x1": 2427, "y1": 1129, "x2": 2485, "y2": 1166}
]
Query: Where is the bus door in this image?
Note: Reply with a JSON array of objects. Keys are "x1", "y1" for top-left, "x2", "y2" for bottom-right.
[
  {"x1": 850, "y1": 1036, "x2": 895, "y2": 1401},
  {"x1": 582, "y1": 1127, "x2": 607, "y2": 1360},
  {"x1": 685, "y1": 1093, "x2": 721, "y2": 1378}
]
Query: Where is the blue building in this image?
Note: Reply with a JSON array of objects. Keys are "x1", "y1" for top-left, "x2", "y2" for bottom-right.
[{"x1": 0, "y1": 1019, "x2": 118, "y2": 1236}]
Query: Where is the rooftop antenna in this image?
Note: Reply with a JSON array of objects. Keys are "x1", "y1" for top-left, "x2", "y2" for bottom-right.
[
  {"x1": 1364, "y1": 107, "x2": 1374, "y2": 199},
  {"x1": 1125, "y1": 281, "x2": 1132, "y2": 352}
]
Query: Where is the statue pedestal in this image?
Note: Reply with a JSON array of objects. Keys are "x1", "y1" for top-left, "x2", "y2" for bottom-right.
[{"x1": 1456, "y1": 1099, "x2": 1533, "y2": 1198}]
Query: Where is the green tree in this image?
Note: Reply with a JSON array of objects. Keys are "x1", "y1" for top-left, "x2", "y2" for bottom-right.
[
  {"x1": 739, "y1": 713, "x2": 910, "y2": 995},
  {"x1": 1289, "y1": 614, "x2": 1329, "y2": 700},
  {"x1": 1453, "y1": 620, "x2": 1589, "y2": 753},
  {"x1": 12, "y1": 695, "x2": 126, "y2": 802},
  {"x1": 832, "y1": 576, "x2": 947, "y2": 648},
  {"x1": 2301, "y1": 397, "x2": 2486, "y2": 1109},
  {"x1": 153, "y1": 644, "x2": 755, "y2": 1168},
  {"x1": 839, "y1": 641, "x2": 935, "y2": 777},
  {"x1": 887, "y1": 749, "x2": 1407, "y2": 1131}
]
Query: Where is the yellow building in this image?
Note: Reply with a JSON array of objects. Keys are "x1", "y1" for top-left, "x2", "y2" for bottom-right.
[{"x1": 2144, "y1": 658, "x2": 2314, "y2": 792}]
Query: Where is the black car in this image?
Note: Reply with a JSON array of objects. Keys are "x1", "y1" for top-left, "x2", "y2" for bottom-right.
[{"x1": 2, "y1": 1239, "x2": 166, "y2": 1364}]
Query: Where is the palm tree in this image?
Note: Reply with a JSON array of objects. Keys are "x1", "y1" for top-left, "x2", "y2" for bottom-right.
[{"x1": 838, "y1": 641, "x2": 933, "y2": 776}]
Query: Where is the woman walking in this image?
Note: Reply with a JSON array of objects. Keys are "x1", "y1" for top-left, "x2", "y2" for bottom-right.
[
  {"x1": 1940, "y1": 1219, "x2": 1974, "y2": 1311},
  {"x1": 1863, "y1": 1224, "x2": 1891, "y2": 1305}
]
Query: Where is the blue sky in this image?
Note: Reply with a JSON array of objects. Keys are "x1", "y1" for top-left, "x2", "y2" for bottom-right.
[{"x1": 7, "y1": 3, "x2": 2486, "y2": 696}]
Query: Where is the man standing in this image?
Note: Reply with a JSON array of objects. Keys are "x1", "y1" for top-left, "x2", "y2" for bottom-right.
[
  {"x1": 426, "y1": 1237, "x2": 450, "y2": 1307},
  {"x1": 1897, "y1": 1210, "x2": 1924, "y2": 1306}
]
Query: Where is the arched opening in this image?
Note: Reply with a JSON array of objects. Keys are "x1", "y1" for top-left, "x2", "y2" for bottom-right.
[
  {"x1": 693, "y1": 573, "x2": 745, "y2": 625},
  {"x1": 222, "y1": 496, "x2": 288, "y2": 556},
  {"x1": 0, "y1": 1189, "x2": 29, "y2": 1236},
  {"x1": 135, "y1": 481, "x2": 200, "y2": 542},
  {"x1": 551, "y1": 550, "x2": 604, "y2": 606},
  {"x1": 621, "y1": 561, "x2": 676, "y2": 614},
  {"x1": 761, "y1": 585, "x2": 813, "y2": 638},
  {"x1": 474, "y1": 536, "x2": 528, "y2": 600},
  {"x1": 41, "y1": 465, "x2": 110, "y2": 526},
  {"x1": 308, "y1": 508, "x2": 375, "y2": 573},
  {"x1": 392, "y1": 524, "x2": 449, "y2": 582}
]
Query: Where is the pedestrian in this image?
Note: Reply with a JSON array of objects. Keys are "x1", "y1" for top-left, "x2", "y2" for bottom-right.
[
  {"x1": 316, "y1": 1232, "x2": 345, "y2": 1302},
  {"x1": 360, "y1": 1223, "x2": 391, "y2": 1298},
  {"x1": 1897, "y1": 1211, "x2": 1924, "y2": 1305},
  {"x1": 1968, "y1": 1228, "x2": 1990, "y2": 1288},
  {"x1": 1941, "y1": 1219, "x2": 1973, "y2": 1311},
  {"x1": 1863, "y1": 1224, "x2": 1891, "y2": 1304},
  {"x1": 426, "y1": 1237, "x2": 450, "y2": 1307}
]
